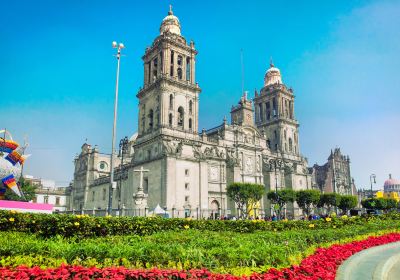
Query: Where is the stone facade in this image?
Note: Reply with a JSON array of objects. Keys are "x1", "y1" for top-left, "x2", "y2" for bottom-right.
[
  {"x1": 70, "y1": 8, "x2": 355, "y2": 218},
  {"x1": 311, "y1": 148, "x2": 356, "y2": 195}
]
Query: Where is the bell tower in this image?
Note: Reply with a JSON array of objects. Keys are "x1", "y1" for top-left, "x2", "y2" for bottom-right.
[
  {"x1": 253, "y1": 61, "x2": 300, "y2": 155},
  {"x1": 230, "y1": 92, "x2": 254, "y2": 126},
  {"x1": 136, "y1": 6, "x2": 201, "y2": 139}
]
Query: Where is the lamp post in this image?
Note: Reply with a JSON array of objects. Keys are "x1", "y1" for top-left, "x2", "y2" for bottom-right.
[
  {"x1": 269, "y1": 158, "x2": 283, "y2": 219},
  {"x1": 370, "y1": 174, "x2": 376, "y2": 198},
  {"x1": 108, "y1": 41, "x2": 125, "y2": 216},
  {"x1": 118, "y1": 136, "x2": 129, "y2": 215}
]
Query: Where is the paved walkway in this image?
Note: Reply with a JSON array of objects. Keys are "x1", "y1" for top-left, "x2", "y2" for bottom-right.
[{"x1": 336, "y1": 241, "x2": 400, "y2": 280}]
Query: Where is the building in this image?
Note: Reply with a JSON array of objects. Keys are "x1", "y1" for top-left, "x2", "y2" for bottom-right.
[
  {"x1": 312, "y1": 148, "x2": 356, "y2": 195},
  {"x1": 383, "y1": 174, "x2": 400, "y2": 195},
  {"x1": 70, "y1": 7, "x2": 355, "y2": 218},
  {"x1": 24, "y1": 175, "x2": 71, "y2": 211}
]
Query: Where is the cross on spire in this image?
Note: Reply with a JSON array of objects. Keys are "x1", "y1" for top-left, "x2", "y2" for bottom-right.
[
  {"x1": 270, "y1": 56, "x2": 274, "y2": 68},
  {"x1": 169, "y1": 4, "x2": 173, "y2": 15}
]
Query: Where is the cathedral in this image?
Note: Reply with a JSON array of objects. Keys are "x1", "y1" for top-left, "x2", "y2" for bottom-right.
[{"x1": 70, "y1": 7, "x2": 355, "y2": 218}]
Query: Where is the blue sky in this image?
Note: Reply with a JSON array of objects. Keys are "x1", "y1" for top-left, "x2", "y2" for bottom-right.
[{"x1": 1, "y1": 0, "x2": 399, "y2": 189}]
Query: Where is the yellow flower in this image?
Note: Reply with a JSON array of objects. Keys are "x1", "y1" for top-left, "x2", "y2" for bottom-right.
[
  {"x1": 184, "y1": 225, "x2": 190, "y2": 229},
  {"x1": 74, "y1": 222, "x2": 80, "y2": 226},
  {"x1": 283, "y1": 219, "x2": 288, "y2": 222},
  {"x1": 9, "y1": 218, "x2": 15, "y2": 222},
  {"x1": 32, "y1": 220, "x2": 36, "y2": 224},
  {"x1": 105, "y1": 215, "x2": 112, "y2": 218},
  {"x1": 97, "y1": 224, "x2": 101, "y2": 228},
  {"x1": 325, "y1": 217, "x2": 332, "y2": 222},
  {"x1": 341, "y1": 215, "x2": 348, "y2": 219},
  {"x1": 273, "y1": 228, "x2": 277, "y2": 232},
  {"x1": 309, "y1": 223, "x2": 315, "y2": 228},
  {"x1": 10, "y1": 210, "x2": 17, "y2": 214},
  {"x1": 333, "y1": 225, "x2": 337, "y2": 229}
]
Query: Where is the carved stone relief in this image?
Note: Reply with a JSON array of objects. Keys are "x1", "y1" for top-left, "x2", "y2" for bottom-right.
[
  {"x1": 208, "y1": 166, "x2": 219, "y2": 181},
  {"x1": 162, "y1": 140, "x2": 183, "y2": 156}
]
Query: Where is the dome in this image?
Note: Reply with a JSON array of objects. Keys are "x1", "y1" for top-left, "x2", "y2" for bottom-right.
[
  {"x1": 264, "y1": 60, "x2": 282, "y2": 87},
  {"x1": 160, "y1": 6, "x2": 181, "y2": 36},
  {"x1": 384, "y1": 174, "x2": 400, "y2": 187}
]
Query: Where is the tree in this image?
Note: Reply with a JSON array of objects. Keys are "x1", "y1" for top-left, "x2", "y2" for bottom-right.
[
  {"x1": 226, "y1": 182, "x2": 265, "y2": 218},
  {"x1": 5, "y1": 177, "x2": 36, "y2": 202},
  {"x1": 318, "y1": 193, "x2": 341, "y2": 214},
  {"x1": 385, "y1": 198, "x2": 398, "y2": 212},
  {"x1": 338, "y1": 195, "x2": 358, "y2": 215},
  {"x1": 361, "y1": 198, "x2": 376, "y2": 210},
  {"x1": 295, "y1": 190, "x2": 321, "y2": 217},
  {"x1": 374, "y1": 198, "x2": 387, "y2": 211},
  {"x1": 267, "y1": 189, "x2": 296, "y2": 219}
]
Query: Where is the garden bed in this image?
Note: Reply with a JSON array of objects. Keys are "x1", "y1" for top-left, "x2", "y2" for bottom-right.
[{"x1": 1, "y1": 233, "x2": 400, "y2": 279}]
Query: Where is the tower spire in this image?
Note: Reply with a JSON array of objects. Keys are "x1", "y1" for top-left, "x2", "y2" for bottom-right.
[
  {"x1": 270, "y1": 56, "x2": 274, "y2": 68},
  {"x1": 169, "y1": 4, "x2": 173, "y2": 15}
]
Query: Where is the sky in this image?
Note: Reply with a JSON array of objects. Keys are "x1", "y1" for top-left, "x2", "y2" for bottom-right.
[{"x1": 1, "y1": 0, "x2": 399, "y2": 189}]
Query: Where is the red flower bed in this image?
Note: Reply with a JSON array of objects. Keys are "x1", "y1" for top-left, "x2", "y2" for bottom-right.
[{"x1": 1, "y1": 233, "x2": 400, "y2": 279}]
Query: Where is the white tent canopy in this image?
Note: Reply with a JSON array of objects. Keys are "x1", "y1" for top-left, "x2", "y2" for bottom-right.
[{"x1": 150, "y1": 204, "x2": 169, "y2": 217}]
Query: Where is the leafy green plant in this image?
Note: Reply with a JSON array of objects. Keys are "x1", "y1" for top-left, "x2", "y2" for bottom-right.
[
  {"x1": 267, "y1": 189, "x2": 296, "y2": 219},
  {"x1": 226, "y1": 183, "x2": 264, "y2": 218},
  {"x1": 295, "y1": 190, "x2": 320, "y2": 216},
  {"x1": 338, "y1": 195, "x2": 358, "y2": 214}
]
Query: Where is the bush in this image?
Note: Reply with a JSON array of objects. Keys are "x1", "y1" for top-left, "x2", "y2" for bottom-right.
[{"x1": 1, "y1": 210, "x2": 400, "y2": 238}]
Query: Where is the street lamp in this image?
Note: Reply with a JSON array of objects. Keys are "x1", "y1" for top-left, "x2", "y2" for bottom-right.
[
  {"x1": 269, "y1": 158, "x2": 283, "y2": 219},
  {"x1": 108, "y1": 41, "x2": 125, "y2": 216},
  {"x1": 370, "y1": 174, "x2": 376, "y2": 198},
  {"x1": 118, "y1": 136, "x2": 129, "y2": 215}
]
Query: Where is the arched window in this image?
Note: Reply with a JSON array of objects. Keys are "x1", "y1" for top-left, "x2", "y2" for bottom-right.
[
  {"x1": 168, "y1": 113, "x2": 173, "y2": 127},
  {"x1": 289, "y1": 138, "x2": 293, "y2": 152},
  {"x1": 274, "y1": 130, "x2": 277, "y2": 139},
  {"x1": 170, "y1": 51, "x2": 174, "y2": 77},
  {"x1": 189, "y1": 100, "x2": 193, "y2": 114},
  {"x1": 169, "y1": 94, "x2": 173, "y2": 109},
  {"x1": 152, "y1": 58, "x2": 158, "y2": 81},
  {"x1": 148, "y1": 109, "x2": 154, "y2": 130},
  {"x1": 272, "y1": 98, "x2": 277, "y2": 117},
  {"x1": 177, "y1": 55, "x2": 183, "y2": 66},
  {"x1": 177, "y1": 107, "x2": 184, "y2": 128},
  {"x1": 186, "y1": 57, "x2": 190, "y2": 81},
  {"x1": 285, "y1": 99, "x2": 289, "y2": 117},
  {"x1": 177, "y1": 55, "x2": 183, "y2": 80},
  {"x1": 284, "y1": 130, "x2": 287, "y2": 139},
  {"x1": 266, "y1": 102, "x2": 271, "y2": 120},
  {"x1": 189, "y1": 118, "x2": 192, "y2": 131},
  {"x1": 177, "y1": 68, "x2": 183, "y2": 80},
  {"x1": 258, "y1": 104, "x2": 263, "y2": 122}
]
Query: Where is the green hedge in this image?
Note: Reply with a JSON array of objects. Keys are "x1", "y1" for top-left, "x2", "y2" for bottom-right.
[{"x1": 0, "y1": 210, "x2": 399, "y2": 238}]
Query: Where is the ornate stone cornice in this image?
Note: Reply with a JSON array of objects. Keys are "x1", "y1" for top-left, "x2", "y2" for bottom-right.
[{"x1": 137, "y1": 77, "x2": 201, "y2": 98}]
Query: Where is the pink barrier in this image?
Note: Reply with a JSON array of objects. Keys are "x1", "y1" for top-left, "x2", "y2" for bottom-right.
[{"x1": 0, "y1": 200, "x2": 53, "y2": 213}]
